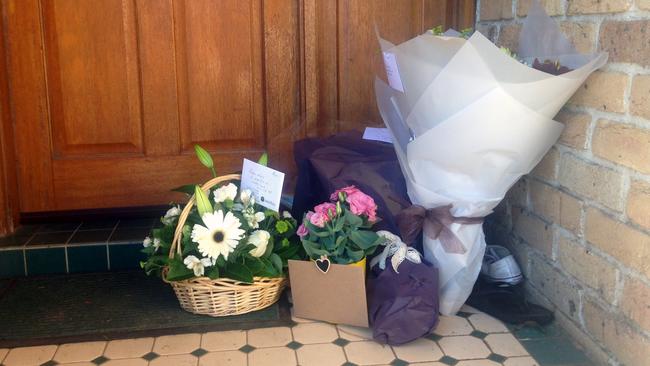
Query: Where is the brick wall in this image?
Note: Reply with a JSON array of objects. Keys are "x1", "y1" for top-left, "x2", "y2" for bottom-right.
[{"x1": 477, "y1": 1, "x2": 650, "y2": 365}]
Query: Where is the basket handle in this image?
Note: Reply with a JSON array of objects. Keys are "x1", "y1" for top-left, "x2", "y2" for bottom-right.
[{"x1": 168, "y1": 174, "x2": 242, "y2": 259}]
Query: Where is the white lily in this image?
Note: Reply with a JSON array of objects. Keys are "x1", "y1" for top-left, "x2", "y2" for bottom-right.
[{"x1": 183, "y1": 255, "x2": 212, "y2": 277}]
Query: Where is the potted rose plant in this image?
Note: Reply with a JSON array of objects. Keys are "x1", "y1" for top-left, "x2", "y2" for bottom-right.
[
  {"x1": 140, "y1": 146, "x2": 302, "y2": 316},
  {"x1": 288, "y1": 186, "x2": 385, "y2": 326},
  {"x1": 297, "y1": 186, "x2": 385, "y2": 270}
]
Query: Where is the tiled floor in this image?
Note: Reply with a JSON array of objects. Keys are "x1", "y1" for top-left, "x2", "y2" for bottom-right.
[{"x1": 0, "y1": 305, "x2": 541, "y2": 366}]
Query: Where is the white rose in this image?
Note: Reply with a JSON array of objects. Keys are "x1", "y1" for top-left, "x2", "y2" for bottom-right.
[
  {"x1": 143, "y1": 236, "x2": 152, "y2": 248},
  {"x1": 183, "y1": 255, "x2": 212, "y2": 277},
  {"x1": 213, "y1": 183, "x2": 238, "y2": 203},
  {"x1": 248, "y1": 230, "x2": 271, "y2": 257}
]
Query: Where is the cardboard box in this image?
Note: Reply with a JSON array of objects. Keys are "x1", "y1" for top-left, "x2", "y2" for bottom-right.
[{"x1": 288, "y1": 259, "x2": 369, "y2": 327}]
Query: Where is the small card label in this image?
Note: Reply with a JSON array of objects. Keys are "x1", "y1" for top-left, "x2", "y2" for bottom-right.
[
  {"x1": 382, "y1": 52, "x2": 405, "y2": 92},
  {"x1": 240, "y1": 159, "x2": 285, "y2": 212},
  {"x1": 362, "y1": 127, "x2": 393, "y2": 144}
]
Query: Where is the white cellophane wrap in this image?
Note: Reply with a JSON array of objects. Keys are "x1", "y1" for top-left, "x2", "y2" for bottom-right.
[{"x1": 374, "y1": 1, "x2": 607, "y2": 315}]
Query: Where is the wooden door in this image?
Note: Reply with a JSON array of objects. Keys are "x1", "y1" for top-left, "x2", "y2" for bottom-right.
[{"x1": 2, "y1": 0, "x2": 301, "y2": 212}]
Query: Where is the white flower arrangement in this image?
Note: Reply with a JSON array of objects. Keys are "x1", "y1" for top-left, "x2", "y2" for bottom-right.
[{"x1": 140, "y1": 145, "x2": 304, "y2": 283}]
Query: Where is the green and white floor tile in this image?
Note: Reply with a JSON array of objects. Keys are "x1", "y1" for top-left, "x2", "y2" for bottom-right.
[{"x1": 0, "y1": 305, "x2": 543, "y2": 366}]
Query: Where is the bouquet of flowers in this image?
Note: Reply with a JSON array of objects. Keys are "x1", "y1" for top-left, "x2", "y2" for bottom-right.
[
  {"x1": 374, "y1": 0, "x2": 607, "y2": 314},
  {"x1": 141, "y1": 146, "x2": 302, "y2": 284},
  {"x1": 298, "y1": 186, "x2": 385, "y2": 265}
]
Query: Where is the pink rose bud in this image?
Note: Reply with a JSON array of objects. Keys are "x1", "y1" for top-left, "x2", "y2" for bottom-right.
[{"x1": 297, "y1": 223, "x2": 309, "y2": 238}]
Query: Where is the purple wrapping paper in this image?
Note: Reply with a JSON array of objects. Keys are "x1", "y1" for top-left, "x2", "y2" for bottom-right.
[{"x1": 368, "y1": 259, "x2": 439, "y2": 345}]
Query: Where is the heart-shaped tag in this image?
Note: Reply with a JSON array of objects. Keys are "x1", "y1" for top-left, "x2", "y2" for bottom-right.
[{"x1": 315, "y1": 255, "x2": 330, "y2": 274}]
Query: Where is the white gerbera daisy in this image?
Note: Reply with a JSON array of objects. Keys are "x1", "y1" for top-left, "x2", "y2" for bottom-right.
[
  {"x1": 213, "y1": 183, "x2": 238, "y2": 203},
  {"x1": 191, "y1": 210, "x2": 245, "y2": 261},
  {"x1": 183, "y1": 255, "x2": 212, "y2": 277}
]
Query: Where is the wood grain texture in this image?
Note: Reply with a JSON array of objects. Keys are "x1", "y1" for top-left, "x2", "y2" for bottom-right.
[
  {"x1": 0, "y1": 7, "x2": 19, "y2": 235},
  {"x1": 1, "y1": 0, "x2": 472, "y2": 216},
  {"x1": 4, "y1": 0, "x2": 55, "y2": 212}
]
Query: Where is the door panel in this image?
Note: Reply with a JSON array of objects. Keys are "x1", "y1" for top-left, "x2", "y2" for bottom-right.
[
  {"x1": 43, "y1": 0, "x2": 143, "y2": 156},
  {"x1": 174, "y1": 0, "x2": 264, "y2": 152},
  {"x1": 2, "y1": 0, "x2": 472, "y2": 216},
  {"x1": 4, "y1": 0, "x2": 300, "y2": 212}
]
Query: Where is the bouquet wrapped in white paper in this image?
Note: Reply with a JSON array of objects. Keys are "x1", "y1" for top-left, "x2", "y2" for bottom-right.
[{"x1": 374, "y1": 1, "x2": 607, "y2": 315}]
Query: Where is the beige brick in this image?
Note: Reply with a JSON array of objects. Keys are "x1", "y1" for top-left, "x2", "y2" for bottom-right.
[
  {"x1": 555, "y1": 111, "x2": 590, "y2": 150},
  {"x1": 558, "y1": 236, "x2": 617, "y2": 303},
  {"x1": 512, "y1": 209, "x2": 553, "y2": 256},
  {"x1": 529, "y1": 180, "x2": 559, "y2": 221},
  {"x1": 558, "y1": 154, "x2": 624, "y2": 211},
  {"x1": 480, "y1": 0, "x2": 513, "y2": 20},
  {"x1": 517, "y1": 0, "x2": 564, "y2": 16},
  {"x1": 583, "y1": 299, "x2": 650, "y2": 366},
  {"x1": 621, "y1": 276, "x2": 650, "y2": 332},
  {"x1": 600, "y1": 20, "x2": 650, "y2": 67},
  {"x1": 567, "y1": 71, "x2": 627, "y2": 113},
  {"x1": 496, "y1": 23, "x2": 522, "y2": 51},
  {"x1": 558, "y1": 191, "x2": 583, "y2": 235},
  {"x1": 630, "y1": 74, "x2": 650, "y2": 120},
  {"x1": 585, "y1": 208, "x2": 650, "y2": 278},
  {"x1": 592, "y1": 120, "x2": 650, "y2": 174},
  {"x1": 638, "y1": 0, "x2": 650, "y2": 10},
  {"x1": 568, "y1": 0, "x2": 631, "y2": 14},
  {"x1": 627, "y1": 179, "x2": 650, "y2": 230},
  {"x1": 559, "y1": 22, "x2": 597, "y2": 54},
  {"x1": 531, "y1": 147, "x2": 559, "y2": 181},
  {"x1": 553, "y1": 310, "x2": 613, "y2": 366},
  {"x1": 528, "y1": 255, "x2": 582, "y2": 321}
]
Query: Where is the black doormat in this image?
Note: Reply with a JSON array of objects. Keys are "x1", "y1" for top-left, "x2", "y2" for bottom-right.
[{"x1": 0, "y1": 271, "x2": 291, "y2": 348}]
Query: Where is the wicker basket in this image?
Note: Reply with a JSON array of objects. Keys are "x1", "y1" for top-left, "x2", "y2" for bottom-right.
[{"x1": 163, "y1": 174, "x2": 287, "y2": 317}]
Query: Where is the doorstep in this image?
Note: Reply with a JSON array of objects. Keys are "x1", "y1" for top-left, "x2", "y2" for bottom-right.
[{"x1": 0, "y1": 218, "x2": 157, "y2": 278}]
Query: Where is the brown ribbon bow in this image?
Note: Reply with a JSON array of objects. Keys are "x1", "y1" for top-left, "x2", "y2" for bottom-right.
[{"x1": 396, "y1": 204, "x2": 484, "y2": 254}]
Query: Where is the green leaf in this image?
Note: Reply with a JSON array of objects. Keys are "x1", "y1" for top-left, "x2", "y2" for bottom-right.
[
  {"x1": 270, "y1": 253, "x2": 283, "y2": 273},
  {"x1": 171, "y1": 184, "x2": 196, "y2": 195},
  {"x1": 257, "y1": 152, "x2": 268, "y2": 166},
  {"x1": 194, "y1": 185, "x2": 213, "y2": 217},
  {"x1": 224, "y1": 263, "x2": 254, "y2": 283},
  {"x1": 344, "y1": 209, "x2": 363, "y2": 227},
  {"x1": 350, "y1": 230, "x2": 380, "y2": 250},
  {"x1": 166, "y1": 256, "x2": 194, "y2": 281},
  {"x1": 205, "y1": 266, "x2": 220, "y2": 280}
]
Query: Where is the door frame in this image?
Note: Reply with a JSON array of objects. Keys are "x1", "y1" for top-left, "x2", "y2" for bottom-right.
[{"x1": 0, "y1": 5, "x2": 19, "y2": 236}]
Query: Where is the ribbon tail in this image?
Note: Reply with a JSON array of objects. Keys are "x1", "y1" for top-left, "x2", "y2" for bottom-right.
[{"x1": 438, "y1": 228, "x2": 467, "y2": 254}]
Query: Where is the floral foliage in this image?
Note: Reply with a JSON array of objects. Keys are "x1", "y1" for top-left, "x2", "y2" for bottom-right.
[
  {"x1": 140, "y1": 147, "x2": 303, "y2": 283},
  {"x1": 298, "y1": 186, "x2": 385, "y2": 264}
]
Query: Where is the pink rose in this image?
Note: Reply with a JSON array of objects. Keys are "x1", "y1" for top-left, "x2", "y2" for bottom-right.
[
  {"x1": 330, "y1": 186, "x2": 361, "y2": 201},
  {"x1": 346, "y1": 191, "x2": 378, "y2": 222},
  {"x1": 297, "y1": 224, "x2": 309, "y2": 238},
  {"x1": 314, "y1": 202, "x2": 336, "y2": 219},
  {"x1": 309, "y1": 212, "x2": 328, "y2": 228}
]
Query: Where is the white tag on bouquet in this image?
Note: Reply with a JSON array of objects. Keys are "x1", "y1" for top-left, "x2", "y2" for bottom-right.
[
  {"x1": 382, "y1": 52, "x2": 405, "y2": 92},
  {"x1": 362, "y1": 127, "x2": 393, "y2": 143},
  {"x1": 241, "y1": 159, "x2": 285, "y2": 212}
]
